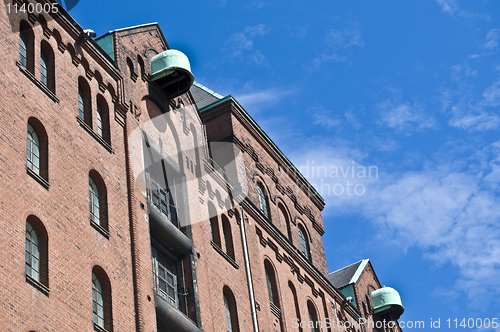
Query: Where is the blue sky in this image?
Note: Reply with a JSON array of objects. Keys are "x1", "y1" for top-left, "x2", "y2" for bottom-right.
[{"x1": 70, "y1": 0, "x2": 500, "y2": 329}]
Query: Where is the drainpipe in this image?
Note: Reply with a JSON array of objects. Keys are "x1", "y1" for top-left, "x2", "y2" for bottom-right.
[{"x1": 240, "y1": 206, "x2": 259, "y2": 332}]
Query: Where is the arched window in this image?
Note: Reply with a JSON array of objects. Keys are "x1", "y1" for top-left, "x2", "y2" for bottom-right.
[
  {"x1": 264, "y1": 260, "x2": 280, "y2": 308},
  {"x1": 25, "y1": 221, "x2": 39, "y2": 281},
  {"x1": 222, "y1": 215, "x2": 235, "y2": 260},
  {"x1": 89, "y1": 171, "x2": 108, "y2": 234},
  {"x1": 92, "y1": 273, "x2": 104, "y2": 327},
  {"x1": 257, "y1": 182, "x2": 269, "y2": 217},
  {"x1": 208, "y1": 201, "x2": 221, "y2": 247},
  {"x1": 307, "y1": 301, "x2": 319, "y2": 332},
  {"x1": 19, "y1": 21, "x2": 34, "y2": 73},
  {"x1": 137, "y1": 54, "x2": 145, "y2": 80},
  {"x1": 19, "y1": 30, "x2": 27, "y2": 67},
  {"x1": 289, "y1": 282, "x2": 303, "y2": 332},
  {"x1": 40, "y1": 49, "x2": 48, "y2": 85},
  {"x1": 96, "y1": 95, "x2": 110, "y2": 143},
  {"x1": 89, "y1": 176, "x2": 100, "y2": 225},
  {"x1": 96, "y1": 103, "x2": 102, "y2": 137},
  {"x1": 78, "y1": 77, "x2": 92, "y2": 127},
  {"x1": 278, "y1": 203, "x2": 292, "y2": 242},
  {"x1": 27, "y1": 118, "x2": 49, "y2": 182},
  {"x1": 92, "y1": 267, "x2": 112, "y2": 331},
  {"x1": 25, "y1": 216, "x2": 49, "y2": 289},
  {"x1": 223, "y1": 286, "x2": 240, "y2": 332},
  {"x1": 39, "y1": 41, "x2": 55, "y2": 93},
  {"x1": 298, "y1": 225, "x2": 310, "y2": 261},
  {"x1": 27, "y1": 123, "x2": 40, "y2": 175}
]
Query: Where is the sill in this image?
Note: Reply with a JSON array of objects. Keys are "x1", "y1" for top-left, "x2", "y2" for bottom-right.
[
  {"x1": 211, "y1": 241, "x2": 239, "y2": 269},
  {"x1": 93, "y1": 323, "x2": 108, "y2": 332},
  {"x1": 77, "y1": 117, "x2": 114, "y2": 153},
  {"x1": 91, "y1": 220, "x2": 110, "y2": 239},
  {"x1": 27, "y1": 167, "x2": 49, "y2": 189},
  {"x1": 16, "y1": 61, "x2": 59, "y2": 103},
  {"x1": 26, "y1": 274, "x2": 49, "y2": 296}
]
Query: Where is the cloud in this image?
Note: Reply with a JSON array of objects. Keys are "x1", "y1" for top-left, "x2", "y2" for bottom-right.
[
  {"x1": 485, "y1": 29, "x2": 500, "y2": 51},
  {"x1": 225, "y1": 24, "x2": 269, "y2": 65},
  {"x1": 234, "y1": 86, "x2": 296, "y2": 111},
  {"x1": 436, "y1": 0, "x2": 458, "y2": 15},
  {"x1": 444, "y1": 77, "x2": 500, "y2": 131},
  {"x1": 436, "y1": 0, "x2": 490, "y2": 21},
  {"x1": 377, "y1": 100, "x2": 437, "y2": 132},
  {"x1": 326, "y1": 26, "x2": 365, "y2": 48},
  {"x1": 291, "y1": 139, "x2": 500, "y2": 307},
  {"x1": 245, "y1": 24, "x2": 268, "y2": 37},
  {"x1": 310, "y1": 105, "x2": 343, "y2": 129},
  {"x1": 308, "y1": 22, "x2": 364, "y2": 70}
]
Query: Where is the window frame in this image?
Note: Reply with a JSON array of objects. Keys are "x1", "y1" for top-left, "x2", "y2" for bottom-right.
[
  {"x1": 25, "y1": 221, "x2": 40, "y2": 281},
  {"x1": 257, "y1": 182, "x2": 269, "y2": 217},
  {"x1": 152, "y1": 247, "x2": 179, "y2": 308},
  {"x1": 27, "y1": 123, "x2": 40, "y2": 175},
  {"x1": 298, "y1": 224, "x2": 311, "y2": 261}
]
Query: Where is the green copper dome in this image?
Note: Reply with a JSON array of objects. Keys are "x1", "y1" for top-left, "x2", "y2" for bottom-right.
[
  {"x1": 371, "y1": 286, "x2": 404, "y2": 319},
  {"x1": 151, "y1": 50, "x2": 194, "y2": 99}
]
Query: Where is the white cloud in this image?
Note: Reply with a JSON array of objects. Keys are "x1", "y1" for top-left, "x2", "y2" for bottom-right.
[
  {"x1": 308, "y1": 22, "x2": 363, "y2": 71},
  {"x1": 326, "y1": 25, "x2": 364, "y2": 48},
  {"x1": 485, "y1": 29, "x2": 500, "y2": 51},
  {"x1": 225, "y1": 25, "x2": 269, "y2": 65},
  {"x1": 309, "y1": 105, "x2": 343, "y2": 129},
  {"x1": 445, "y1": 77, "x2": 500, "y2": 131},
  {"x1": 436, "y1": 0, "x2": 458, "y2": 15},
  {"x1": 377, "y1": 100, "x2": 437, "y2": 132},
  {"x1": 291, "y1": 140, "x2": 500, "y2": 307},
  {"x1": 234, "y1": 86, "x2": 296, "y2": 111},
  {"x1": 245, "y1": 24, "x2": 268, "y2": 37}
]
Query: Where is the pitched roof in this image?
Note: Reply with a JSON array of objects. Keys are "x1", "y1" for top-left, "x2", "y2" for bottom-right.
[
  {"x1": 190, "y1": 82, "x2": 224, "y2": 109},
  {"x1": 329, "y1": 259, "x2": 369, "y2": 288}
]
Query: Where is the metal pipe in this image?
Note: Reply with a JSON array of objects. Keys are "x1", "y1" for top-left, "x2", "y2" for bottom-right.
[{"x1": 240, "y1": 206, "x2": 259, "y2": 332}]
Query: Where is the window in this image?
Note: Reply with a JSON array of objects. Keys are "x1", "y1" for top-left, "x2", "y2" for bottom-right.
[
  {"x1": 289, "y1": 282, "x2": 303, "y2": 332},
  {"x1": 88, "y1": 171, "x2": 108, "y2": 234},
  {"x1": 40, "y1": 49, "x2": 48, "y2": 85},
  {"x1": 25, "y1": 221, "x2": 40, "y2": 281},
  {"x1": 25, "y1": 216, "x2": 49, "y2": 291},
  {"x1": 257, "y1": 182, "x2": 268, "y2": 217},
  {"x1": 78, "y1": 85, "x2": 85, "y2": 120},
  {"x1": 89, "y1": 176, "x2": 100, "y2": 225},
  {"x1": 19, "y1": 21, "x2": 34, "y2": 73},
  {"x1": 27, "y1": 123, "x2": 40, "y2": 175},
  {"x1": 308, "y1": 301, "x2": 320, "y2": 332},
  {"x1": 153, "y1": 247, "x2": 178, "y2": 308},
  {"x1": 224, "y1": 293, "x2": 232, "y2": 332},
  {"x1": 223, "y1": 286, "x2": 240, "y2": 332},
  {"x1": 97, "y1": 103, "x2": 103, "y2": 137},
  {"x1": 19, "y1": 31, "x2": 27, "y2": 67},
  {"x1": 92, "y1": 273, "x2": 104, "y2": 327},
  {"x1": 96, "y1": 95, "x2": 110, "y2": 143},
  {"x1": 148, "y1": 169, "x2": 177, "y2": 226},
  {"x1": 40, "y1": 41, "x2": 56, "y2": 93},
  {"x1": 92, "y1": 267, "x2": 112, "y2": 331},
  {"x1": 264, "y1": 260, "x2": 279, "y2": 308},
  {"x1": 278, "y1": 204, "x2": 293, "y2": 242},
  {"x1": 78, "y1": 77, "x2": 92, "y2": 127},
  {"x1": 298, "y1": 225, "x2": 310, "y2": 261},
  {"x1": 222, "y1": 215, "x2": 235, "y2": 260},
  {"x1": 208, "y1": 201, "x2": 221, "y2": 247}
]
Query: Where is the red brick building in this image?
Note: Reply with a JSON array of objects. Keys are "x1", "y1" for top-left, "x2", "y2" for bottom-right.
[{"x1": 0, "y1": 1, "x2": 404, "y2": 331}]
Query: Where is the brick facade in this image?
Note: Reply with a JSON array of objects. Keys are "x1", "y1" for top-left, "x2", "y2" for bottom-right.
[{"x1": 0, "y1": 1, "x2": 403, "y2": 332}]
